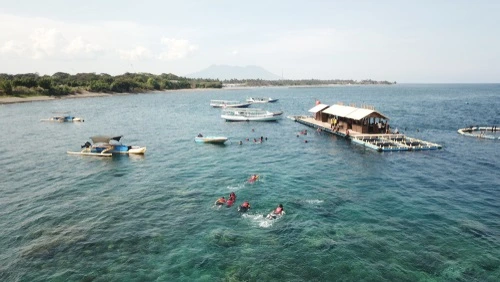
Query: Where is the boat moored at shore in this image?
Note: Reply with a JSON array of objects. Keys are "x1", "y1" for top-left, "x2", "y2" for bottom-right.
[{"x1": 221, "y1": 108, "x2": 283, "y2": 122}]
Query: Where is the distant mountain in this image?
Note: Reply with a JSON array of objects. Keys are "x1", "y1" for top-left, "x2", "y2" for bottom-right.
[{"x1": 186, "y1": 65, "x2": 282, "y2": 80}]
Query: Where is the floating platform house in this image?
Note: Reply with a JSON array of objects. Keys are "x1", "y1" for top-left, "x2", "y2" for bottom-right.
[{"x1": 289, "y1": 102, "x2": 442, "y2": 152}]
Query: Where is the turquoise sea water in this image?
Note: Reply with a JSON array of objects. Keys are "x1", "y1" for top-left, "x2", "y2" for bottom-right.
[{"x1": 0, "y1": 84, "x2": 499, "y2": 281}]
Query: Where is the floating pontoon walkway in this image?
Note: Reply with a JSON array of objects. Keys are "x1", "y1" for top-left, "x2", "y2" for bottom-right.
[
  {"x1": 457, "y1": 126, "x2": 500, "y2": 140},
  {"x1": 288, "y1": 116, "x2": 442, "y2": 152}
]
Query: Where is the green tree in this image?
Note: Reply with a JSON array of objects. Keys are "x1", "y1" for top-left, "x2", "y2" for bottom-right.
[
  {"x1": 0, "y1": 80, "x2": 13, "y2": 95},
  {"x1": 38, "y1": 77, "x2": 52, "y2": 90},
  {"x1": 146, "y1": 77, "x2": 160, "y2": 90}
]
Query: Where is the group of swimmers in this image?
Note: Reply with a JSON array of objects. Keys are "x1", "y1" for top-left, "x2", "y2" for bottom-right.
[
  {"x1": 215, "y1": 191, "x2": 252, "y2": 212},
  {"x1": 214, "y1": 175, "x2": 285, "y2": 219},
  {"x1": 296, "y1": 130, "x2": 309, "y2": 143},
  {"x1": 215, "y1": 191, "x2": 238, "y2": 207}
]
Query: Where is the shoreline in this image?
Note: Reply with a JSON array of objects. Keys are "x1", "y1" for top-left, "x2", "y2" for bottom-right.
[
  {"x1": 0, "y1": 88, "x2": 218, "y2": 105},
  {"x1": 0, "y1": 91, "x2": 112, "y2": 105},
  {"x1": 0, "y1": 84, "x2": 393, "y2": 105}
]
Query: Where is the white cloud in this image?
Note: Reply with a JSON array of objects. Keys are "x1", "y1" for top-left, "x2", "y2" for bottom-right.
[
  {"x1": 64, "y1": 36, "x2": 103, "y2": 58},
  {"x1": 0, "y1": 40, "x2": 27, "y2": 56},
  {"x1": 30, "y1": 28, "x2": 67, "y2": 59},
  {"x1": 118, "y1": 46, "x2": 153, "y2": 61},
  {"x1": 0, "y1": 25, "x2": 105, "y2": 60},
  {"x1": 231, "y1": 50, "x2": 239, "y2": 55},
  {"x1": 158, "y1": 38, "x2": 198, "y2": 60}
]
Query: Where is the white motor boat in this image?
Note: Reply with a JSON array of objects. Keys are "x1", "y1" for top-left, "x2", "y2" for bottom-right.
[{"x1": 221, "y1": 108, "x2": 283, "y2": 122}]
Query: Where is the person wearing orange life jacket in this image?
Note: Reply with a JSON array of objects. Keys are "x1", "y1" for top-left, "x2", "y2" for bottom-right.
[
  {"x1": 215, "y1": 197, "x2": 226, "y2": 206},
  {"x1": 249, "y1": 174, "x2": 259, "y2": 182},
  {"x1": 238, "y1": 201, "x2": 251, "y2": 212},
  {"x1": 225, "y1": 192, "x2": 236, "y2": 207},
  {"x1": 267, "y1": 204, "x2": 284, "y2": 219}
]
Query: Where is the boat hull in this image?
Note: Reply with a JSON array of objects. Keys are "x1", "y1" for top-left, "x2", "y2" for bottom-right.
[
  {"x1": 41, "y1": 117, "x2": 84, "y2": 122},
  {"x1": 195, "y1": 136, "x2": 228, "y2": 144},
  {"x1": 67, "y1": 151, "x2": 112, "y2": 157},
  {"x1": 109, "y1": 145, "x2": 147, "y2": 154},
  {"x1": 221, "y1": 111, "x2": 283, "y2": 122},
  {"x1": 79, "y1": 145, "x2": 147, "y2": 155},
  {"x1": 211, "y1": 103, "x2": 251, "y2": 108},
  {"x1": 246, "y1": 97, "x2": 279, "y2": 103}
]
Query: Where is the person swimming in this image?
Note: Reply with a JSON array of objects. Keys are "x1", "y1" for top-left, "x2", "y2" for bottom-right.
[
  {"x1": 215, "y1": 197, "x2": 226, "y2": 206},
  {"x1": 266, "y1": 204, "x2": 284, "y2": 219},
  {"x1": 249, "y1": 174, "x2": 259, "y2": 182},
  {"x1": 238, "y1": 201, "x2": 251, "y2": 212}
]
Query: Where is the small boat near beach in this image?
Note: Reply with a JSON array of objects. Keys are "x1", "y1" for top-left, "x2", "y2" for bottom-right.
[
  {"x1": 210, "y1": 100, "x2": 251, "y2": 108},
  {"x1": 221, "y1": 108, "x2": 283, "y2": 122},
  {"x1": 67, "y1": 135, "x2": 146, "y2": 157},
  {"x1": 246, "y1": 97, "x2": 278, "y2": 103},
  {"x1": 195, "y1": 135, "x2": 228, "y2": 144},
  {"x1": 41, "y1": 112, "x2": 84, "y2": 122}
]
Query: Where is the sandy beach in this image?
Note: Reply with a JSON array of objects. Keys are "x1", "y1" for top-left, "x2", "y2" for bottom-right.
[
  {"x1": 0, "y1": 91, "x2": 113, "y2": 105},
  {"x1": 0, "y1": 88, "x2": 226, "y2": 105}
]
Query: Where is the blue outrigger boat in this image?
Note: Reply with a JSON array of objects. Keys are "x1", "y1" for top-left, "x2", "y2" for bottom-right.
[
  {"x1": 67, "y1": 135, "x2": 146, "y2": 157},
  {"x1": 41, "y1": 112, "x2": 84, "y2": 122}
]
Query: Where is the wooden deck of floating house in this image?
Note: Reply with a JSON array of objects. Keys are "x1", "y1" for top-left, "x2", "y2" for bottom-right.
[{"x1": 289, "y1": 103, "x2": 442, "y2": 152}]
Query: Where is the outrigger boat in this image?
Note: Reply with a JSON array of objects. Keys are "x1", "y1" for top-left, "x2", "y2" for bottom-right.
[
  {"x1": 210, "y1": 100, "x2": 251, "y2": 108},
  {"x1": 41, "y1": 112, "x2": 84, "y2": 122},
  {"x1": 246, "y1": 97, "x2": 278, "y2": 103},
  {"x1": 195, "y1": 135, "x2": 228, "y2": 144},
  {"x1": 221, "y1": 108, "x2": 283, "y2": 122},
  {"x1": 67, "y1": 135, "x2": 146, "y2": 157}
]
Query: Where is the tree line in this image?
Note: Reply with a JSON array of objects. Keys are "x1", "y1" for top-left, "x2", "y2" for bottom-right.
[
  {"x1": 0, "y1": 72, "x2": 395, "y2": 97},
  {"x1": 0, "y1": 72, "x2": 223, "y2": 97}
]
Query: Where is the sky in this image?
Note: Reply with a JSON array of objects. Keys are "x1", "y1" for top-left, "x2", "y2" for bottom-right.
[{"x1": 0, "y1": 0, "x2": 499, "y2": 83}]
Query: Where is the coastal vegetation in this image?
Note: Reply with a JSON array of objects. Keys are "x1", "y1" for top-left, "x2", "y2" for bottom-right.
[
  {"x1": 0, "y1": 72, "x2": 394, "y2": 97},
  {"x1": 0, "y1": 72, "x2": 223, "y2": 97}
]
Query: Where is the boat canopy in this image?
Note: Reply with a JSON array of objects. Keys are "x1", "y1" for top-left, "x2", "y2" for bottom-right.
[
  {"x1": 90, "y1": 135, "x2": 123, "y2": 143},
  {"x1": 308, "y1": 104, "x2": 329, "y2": 113},
  {"x1": 210, "y1": 100, "x2": 240, "y2": 104},
  {"x1": 322, "y1": 104, "x2": 389, "y2": 120},
  {"x1": 222, "y1": 108, "x2": 265, "y2": 113}
]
